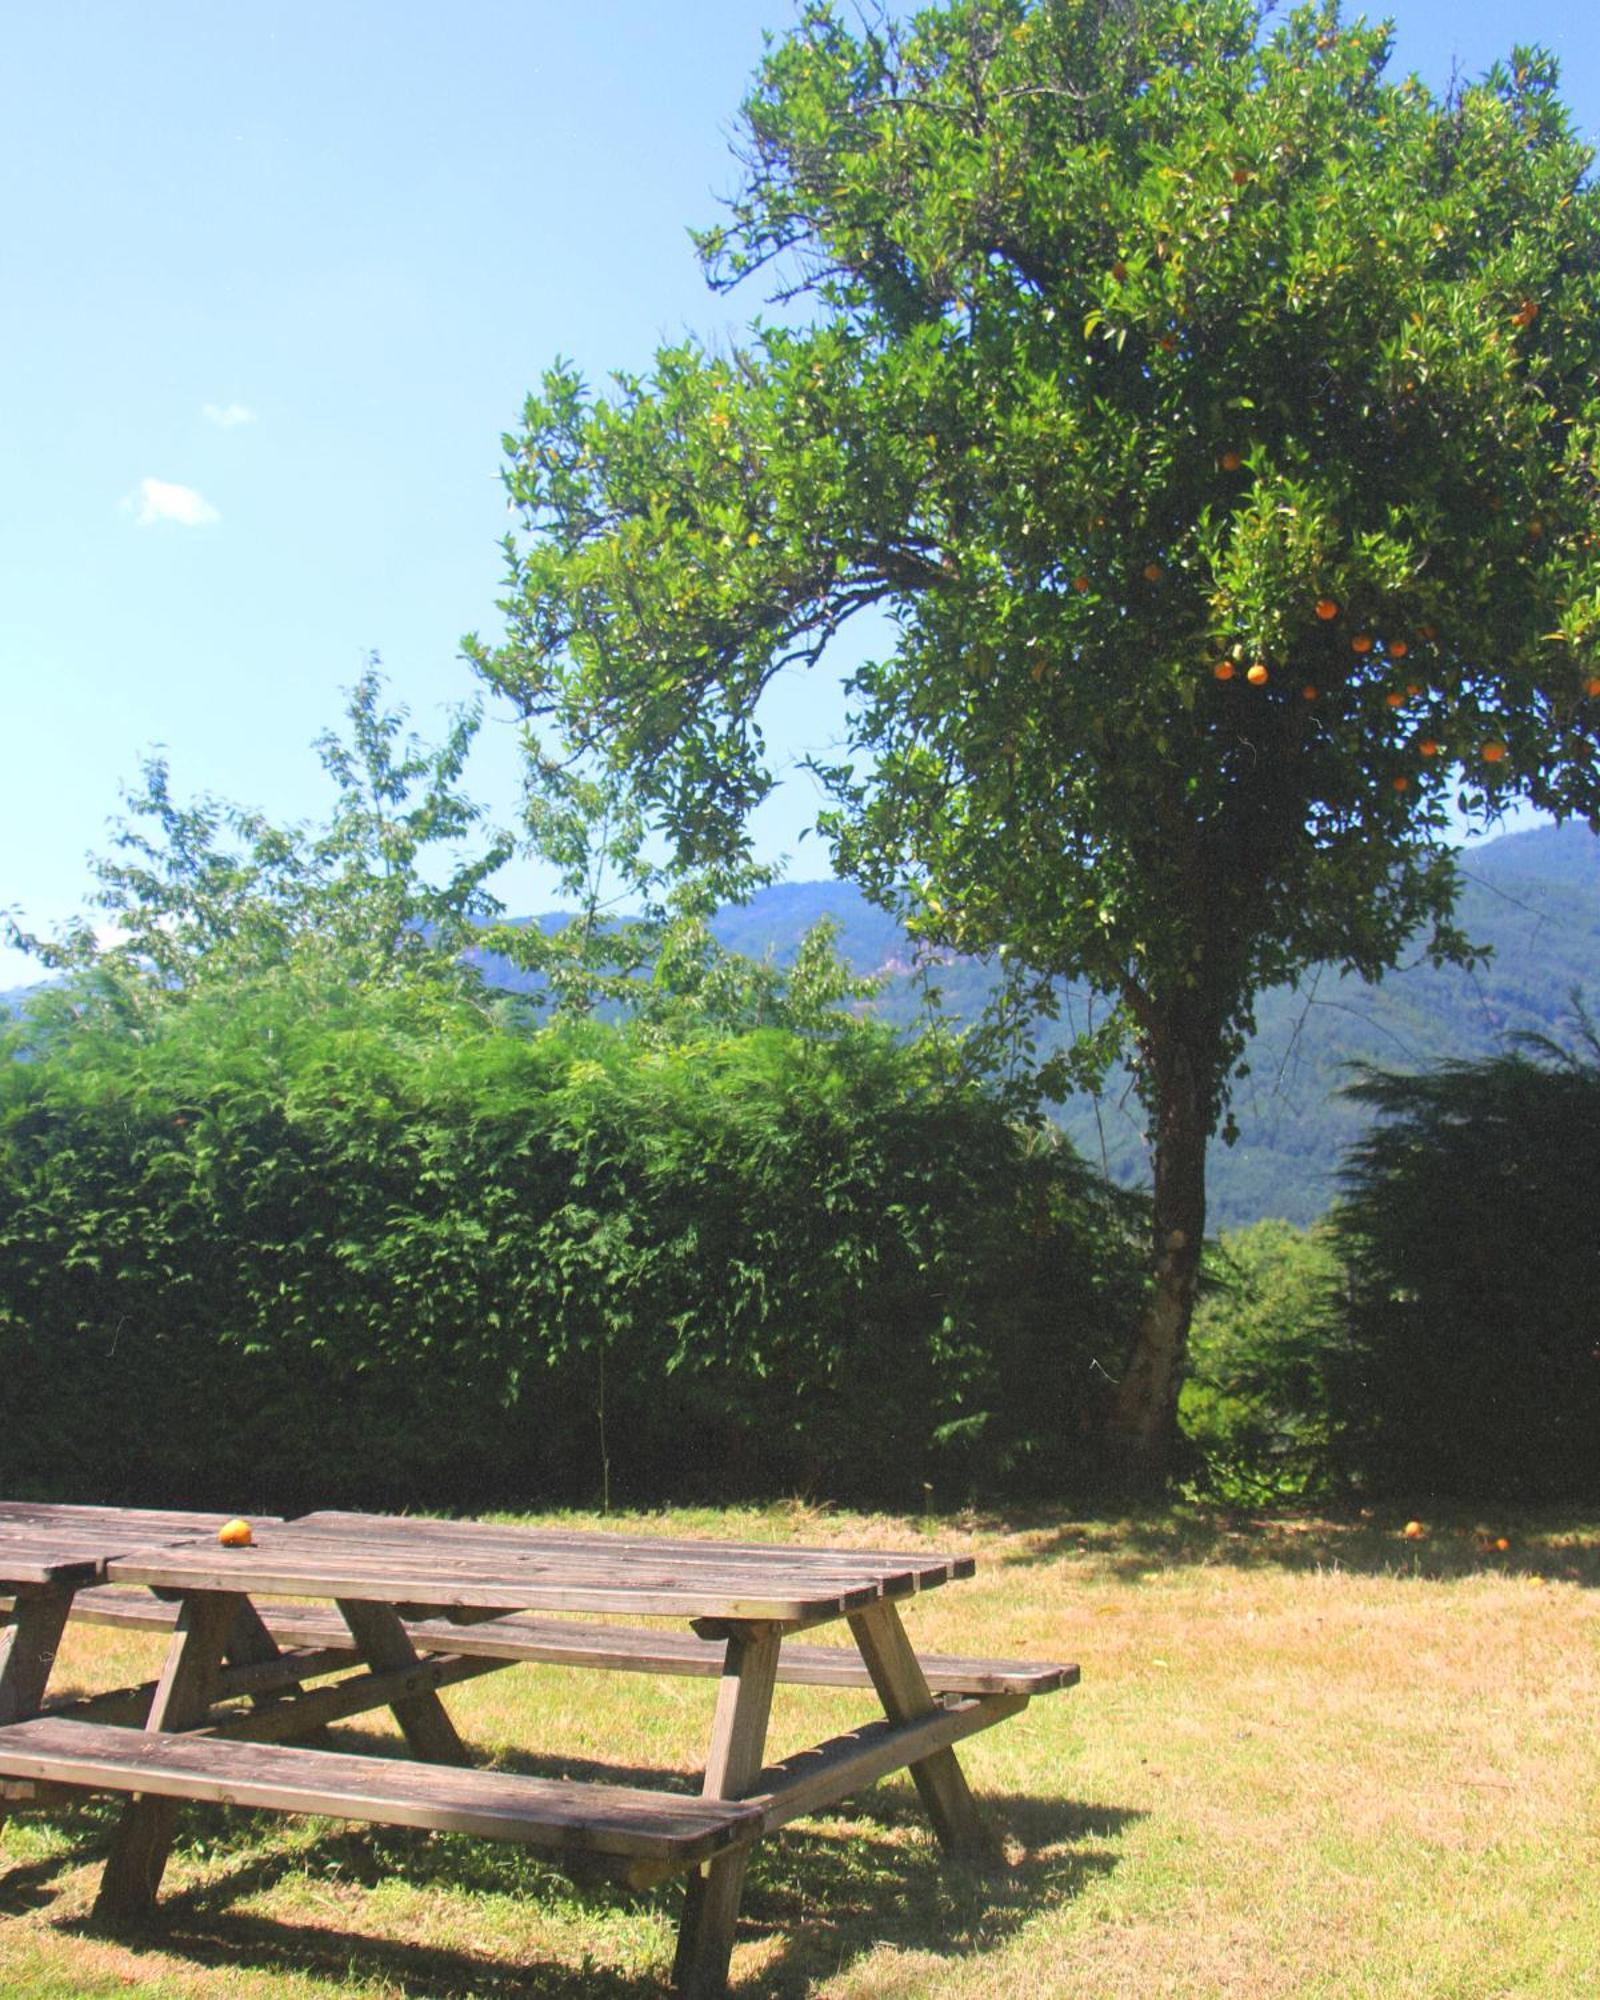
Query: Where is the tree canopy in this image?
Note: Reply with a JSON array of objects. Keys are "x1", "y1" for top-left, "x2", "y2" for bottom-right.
[{"x1": 470, "y1": 0, "x2": 1600, "y2": 1483}]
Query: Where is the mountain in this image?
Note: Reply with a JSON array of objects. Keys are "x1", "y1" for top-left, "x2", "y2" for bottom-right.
[
  {"x1": 9, "y1": 824, "x2": 1595, "y2": 1228},
  {"x1": 700, "y1": 822, "x2": 1600, "y2": 1229}
]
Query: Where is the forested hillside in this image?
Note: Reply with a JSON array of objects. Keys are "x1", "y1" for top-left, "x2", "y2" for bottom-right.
[
  {"x1": 704, "y1": 824, "x2": 1600, "y2": 1227},
  {"x1": 12, "y1": 824, "x2": 1595, "y2": 1230}
]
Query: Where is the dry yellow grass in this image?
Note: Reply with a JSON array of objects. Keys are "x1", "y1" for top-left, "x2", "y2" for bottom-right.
[{"x1": 3, "y1": 1505, "x2": 1598, "y2": 1998}]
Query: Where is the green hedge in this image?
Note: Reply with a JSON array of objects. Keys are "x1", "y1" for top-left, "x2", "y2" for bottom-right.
[{"x1": 0, "y1": 978, "x2": 1145, "y2": 1512}]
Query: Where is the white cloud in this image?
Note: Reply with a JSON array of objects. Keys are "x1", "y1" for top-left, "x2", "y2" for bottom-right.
[
  {"x1": 202, "y1": 401, "x2": 256, "y2": 429},
  {"x1": 122, "y1": 477, "x2": 221, "y2": 528}
]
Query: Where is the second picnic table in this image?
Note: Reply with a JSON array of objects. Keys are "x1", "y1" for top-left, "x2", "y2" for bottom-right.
[{"x1": 0, "y1": 1504, "x2": 1076, "y2": 1996}]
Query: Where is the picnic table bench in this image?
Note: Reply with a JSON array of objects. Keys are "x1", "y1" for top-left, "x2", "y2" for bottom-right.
[{"x1": 0, "y1": 1503, "x2": 1077, "y2": 1996}]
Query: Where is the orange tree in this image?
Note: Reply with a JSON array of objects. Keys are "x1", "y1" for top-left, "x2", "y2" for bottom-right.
[{"x1": 469, "y1": 0, "x2": 1600, "y2": 1487}]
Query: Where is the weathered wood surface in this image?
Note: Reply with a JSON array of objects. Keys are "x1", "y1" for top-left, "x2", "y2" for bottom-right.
[
  {"x1": 674, "y1": 1624, "x2": 782, "y2": 1999},
  {"x1": 0, "y1": 1503, "x2": 277, "y2": 1589},
  {"x1": 0, "y1": 1716, "x2": 763, "y2": 1867},
  {"x1": 104, "y1": 1514, "x2": 963, "y2": 1623},
  {"x1": 31, "y1": 1586, "x2": 1079, "y2": 1697},
  {"x1": 848, "y1": 1599, "x2": 1001, "y2": 1866}
]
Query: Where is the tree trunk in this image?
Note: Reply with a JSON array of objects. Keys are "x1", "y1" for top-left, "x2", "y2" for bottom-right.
[{"x1": 1106, "y1": 1024, "x2": 1211, "y2": 1493}]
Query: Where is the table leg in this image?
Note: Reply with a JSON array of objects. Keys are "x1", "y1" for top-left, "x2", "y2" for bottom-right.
[
  {"x1": 0, "y1": 1585, "x2": 74, "y2": 1841},
  {"x1": 335, "y1": 1599, "x2": 467, "y2": 1764},
  {"x1": 672, "y1": 1623, "x2": 781, "y2": 1999},
  {"x1": 95, "y1": 1589, "x2": 238, "y2": 1920},
  {"x1": 847, "y1": 1600, "x2": 1000, "y2": 1866}
]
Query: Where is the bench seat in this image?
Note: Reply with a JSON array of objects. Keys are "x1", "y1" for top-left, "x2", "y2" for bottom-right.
[
  {"x1": 10, "y1": 1587, "x2": 1077, "y2": 1698},
  {"x1": 0, "y1": 1715, "x2": 761, "y2": 1874}
]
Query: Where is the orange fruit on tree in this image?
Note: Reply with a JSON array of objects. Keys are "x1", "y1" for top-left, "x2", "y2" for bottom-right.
[
  {"x1": 1482, "y1": 741, "x2": 1508, "y2": 763},
  {"x1": 1385, "y1": 690, "x2": 1406, "y2": 709},
  {"x1": 1301, "y1": 684, "x2": 1319, "y2": 701},
  {"x1": 1393, "y1": 775, "x2": 1411, "y2": 792},
  {"x1": 1419, "y1": 739, "x2": 1440, "y2": 757},
  {"x1": 1073, "y1": 574, "x2": 1090, "y2": 592},
  {"x1": 1213, "y1": 659, "x2": 1236, "y2": 681},
  {"x1": 1587, "y1": 676, "x2": 1600, "y2": 698},
  {"x1": 218, "y1": 1518, "x2": 254, "y2": 1548},
  {"x1": 1220, "y1": 449, "x2": 1243, "y2": 472},
  {"x1": 1247, "y1": 661, "x2": 1269, "y2": 686},
  {"x1": 1143, "y1": 561, "x2": 1163, "y2": 582},
  {"x1": 1315, "y1": 597, "x2": 1340, "y2": 621},
  {"x1": 1403, "y1": 1520, "x2": 1426, "y2": 1540},
  {"x1": 1351, "y1": 633, "x2": 1375, "y2": 654},
  {"x1": 1389, "y1": 639, "x2": 1409, "y2": 659}
]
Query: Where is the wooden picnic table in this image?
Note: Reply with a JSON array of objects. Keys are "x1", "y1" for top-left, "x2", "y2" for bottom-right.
[{"x1": 0, "y1": 1506, "x2": 1076, "y2": 1996}]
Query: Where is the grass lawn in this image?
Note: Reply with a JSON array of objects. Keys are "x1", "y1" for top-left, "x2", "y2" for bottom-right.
[{"x1": 2, "y1": 1504, "x2": 1597, "y2": 1997}]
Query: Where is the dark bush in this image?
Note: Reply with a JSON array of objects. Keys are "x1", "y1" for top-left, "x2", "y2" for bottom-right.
[
  {"x1": 0, "y1": 974, "x2": 1145, "y2": 1513},
  {"x1": 1329, "y1": 1024, "x2": 1600, "y2": 1502}
]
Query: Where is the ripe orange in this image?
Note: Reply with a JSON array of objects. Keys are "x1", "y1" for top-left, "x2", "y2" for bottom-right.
[
  {"x1": 1351, "y1": 633, "x2": 1375, "y2": 654},
  {"x1": 1213, "y1": 660, "x2": 1236, "y2": 681},
  {"x1": 1495, "y1": 1537, "x2": 1510, "y2": 1552},
  {"x1": 1389, "y1": 639, "x2": 1409, "y2": 660},
  {"x1": 1385, "y1": 690, "x2": 1406, "y2": 709},
  {"x1": 1073, "y1": 574, "x2": 1090, "y2": 592},
  {"x1": 1220, "y1": 449, "x2": 1243, "y2": 472},
  {"x1": 1301, "y1": 684, "x2": 1319, "y2": 701},
  {"x1": 1393, "y1": 775, "x2": 1410, "y2": 792},
  {"x1": 1402, "y1": 1520, "x2": 1426, "y2": 1540},
  {"x1": 1482, "y1": 741, "x2": 1508, "y2": 763},
  {"x1": 1419, "y1": 739, "x2": 1440, "y2": 757},
  {"x1": 218, "y1": 1518, "x2": 254, "y2": 1548},
  {"x1": 1143, "y1": 561, "x2": 1164, "y2": 582},
  {"x1": 1587, "y1": 676, "x2": 1600, "y2": 698},
  {"x1": 1247, "y1": 662, "x2": 1269, "y2": 686},
  {"x1": 1315, "y1": 597, "x2": 1340, "y2": 621}
]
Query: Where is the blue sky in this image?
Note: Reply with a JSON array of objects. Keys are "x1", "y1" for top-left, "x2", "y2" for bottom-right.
[{"x1": 4, "y1": 1, "x2": 1597, "y2": 986}]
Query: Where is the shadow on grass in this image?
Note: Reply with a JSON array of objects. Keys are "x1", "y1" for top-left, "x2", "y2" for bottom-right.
[
  {"x1": 17, "y1": 1784, "x2": 1138, "y2": 1997},
  {"x1": 1000, "y1": 1506, "x2": 1600, "y2": 1587}
]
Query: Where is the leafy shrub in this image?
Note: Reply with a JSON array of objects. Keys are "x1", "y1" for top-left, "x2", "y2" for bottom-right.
[
  {"x1": 0, "y1": 971, "x2": 1144, "y2": 1512},
  {"x1": 1328, "y1": 1025, "x2": 1600, "y2": 1502},
  {"x1": 1180, "y1": 1219, "x2": 1349, "y2": 1503}
]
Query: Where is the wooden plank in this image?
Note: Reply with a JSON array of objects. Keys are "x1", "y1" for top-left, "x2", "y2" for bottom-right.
[
  {"x1": 95, "y1": 1589, "x2": 237, "y2": 1920},
  {"x1": 207, "y1": 1650, "x2": 506, "y2": 1744},
  {"x1": 0, "y1": 1717, "x2": 763, "y2": 1866},
  {"x1": 294, "y1": 1511, "x2": 974, "y2": 1587},
  {"x1": 745, "y1": 1693, "x2": 1029, "y2": 1832},
  {"x1": 672, "y1": 1624, "x2": 782, "y2": 2000},
  {"x1": 29, "y1": 1588, "x2": 1079, "y2": 1697},
  {"x1": 0, "y1": 1583, "x2": 73, "y2": 1839},
  {"x1": 336, "y1": 1599, "x2": 468, "y2": 1765},
  {"x1": 105, "y1": 1538, "x2": 890, "y2": 1623},
  {"x1": 847, "y1": 1601, "x2": 1000, "y2": 1867}
]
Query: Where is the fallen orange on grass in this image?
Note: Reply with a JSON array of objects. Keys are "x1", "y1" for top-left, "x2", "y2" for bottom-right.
[{"x1": 218, "y1": 1518, "x2": 254, "y2": 1548}]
